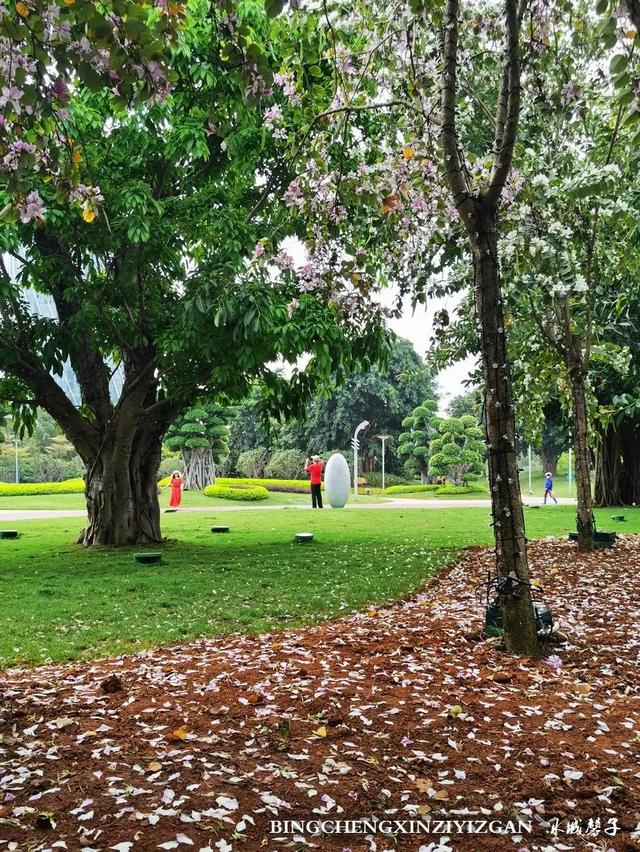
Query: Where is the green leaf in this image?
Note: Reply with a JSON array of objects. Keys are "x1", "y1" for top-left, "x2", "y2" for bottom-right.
[
  {"x1": 265, "y1": 0, "x2": 286, "y2": 17},
  {"x1": 609, "y1": 53, "x2": 628, "y2": 75}
]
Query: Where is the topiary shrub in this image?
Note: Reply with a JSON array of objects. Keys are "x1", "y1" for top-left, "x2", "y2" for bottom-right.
[
  {"x1": 0, "y1": 478, "x2": 85, "y2": 496},
  {"x1": 202, "y1": 484, "x2": 269, "y2": 501}
]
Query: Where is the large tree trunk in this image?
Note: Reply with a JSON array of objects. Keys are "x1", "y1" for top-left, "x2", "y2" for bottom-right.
[
  {"x1": 184, "y1": 447, "x2": 216, "y2": 491},
  {"x1": 539, "y1": 448, "x2": 558, "y2": 477},
  {"x1": 81, "y1": 418, "x2": 165, "y2": 547},
  {"x1": 567, "y1": 363, "x2": 595, "y2": 551},
  {"x1": 619, "y1": 420, "x2": 640, "y2": 506},
  {"x1": 472, "y1": 209, "x2": 539, "y2": 656},
  {"x1": 595, "y1": 419, "x2": 640, "y2": 507},
  {"x1": 595, "y1": 424, "x2": 622, "y2": 507}
]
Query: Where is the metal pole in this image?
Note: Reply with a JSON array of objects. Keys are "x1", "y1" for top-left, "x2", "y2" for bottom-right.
[
  {"x1": 375, "y1": 435, "x2": 390, "y2": 491},
  {"x1": 14, "y1": 438, "x2": 19, "y2": 484},
  {"x1": 568, "y1": 448, "x2": 572, "y2": 495},
  {"x1": 528, "y1": 444, "x2": 532, "y2": 493},
  {"x1": 352, "y1": 420, "x2": 369, "y2": 499},
  {"x1": 354, "y1": 442, "x2": 359, "y2": 498}
]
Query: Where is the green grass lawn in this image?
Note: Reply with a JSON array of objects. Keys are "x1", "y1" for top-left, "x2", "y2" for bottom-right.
[
  {"x1": 1, "y1": 505, "x2": 637, "y2": 669},
  {"x1": 519, "y1": 472, "x2": 582, "y2": 499}
]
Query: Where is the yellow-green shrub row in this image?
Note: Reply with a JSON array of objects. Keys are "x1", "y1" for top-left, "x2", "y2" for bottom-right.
[
  {"x1": 217, "y1": 477, "x2": 313, "y2": 491},
  {"x1": 384, "y1": 483, "x2": 487, "y2": 495},
  {"x1": 202, "y1": 484, "x2": 269, "y2": 501},
  {"x1": 158, "y1": 476, "x2": 312, "y2": 492},
  {"x1": 384, "y1": 484, "x2": 440, "y2": 494},
  {"x1": 0, "y1": 478, "x2": 85, "y2": 496}
]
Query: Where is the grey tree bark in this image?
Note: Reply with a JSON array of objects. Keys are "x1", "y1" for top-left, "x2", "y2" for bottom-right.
[{"x1": 440, "y1": 0, "x2": 538, "y2": 655}]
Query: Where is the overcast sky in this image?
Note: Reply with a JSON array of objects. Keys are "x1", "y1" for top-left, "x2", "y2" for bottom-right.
[
  {"x1": 282, "y1": 236, "x2": 476, "y2": 413},
  {"x1": 380, "y1": 290, "x2": 477, "y2": 414}
]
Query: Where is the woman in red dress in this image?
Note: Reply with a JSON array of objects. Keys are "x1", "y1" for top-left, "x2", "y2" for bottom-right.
[{"x1": 168, "y1": 471, "x2": 184, "y2": 508}]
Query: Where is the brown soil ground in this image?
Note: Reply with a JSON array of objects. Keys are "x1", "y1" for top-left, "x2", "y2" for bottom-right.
[{"x1": 1, "y1": 538, "x2": 639, "y2": 852}]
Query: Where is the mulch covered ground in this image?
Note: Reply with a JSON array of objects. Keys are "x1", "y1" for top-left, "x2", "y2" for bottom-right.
[{"x1": 1, "y1": 537, "x2": 639, "y2": 852}]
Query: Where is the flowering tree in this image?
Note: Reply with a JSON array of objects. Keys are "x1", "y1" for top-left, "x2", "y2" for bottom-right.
[
  {"x1": 0, "y1": 0, "x2": 184, "y2": 224},
  {"x1": 422, "y1": 2, "x2": 639, "y2": 550},
  {"x1": 261, "y1": 0, "x2": 541, "y2": 652},
  {"x1": 0, "y1": 1, "x2": 388, "y2": 545},
  {"x1": 495, "y1": 1, "x2": 640, "y2": 550}
]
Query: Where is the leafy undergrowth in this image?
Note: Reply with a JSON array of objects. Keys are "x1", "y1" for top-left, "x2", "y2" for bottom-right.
[{"x1": 1, "y1": 538, "x2": 639, "y2": 851}]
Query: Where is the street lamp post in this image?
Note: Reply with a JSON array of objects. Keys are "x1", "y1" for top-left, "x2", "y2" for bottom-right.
[
  {"x1": 351, "y1": 420, "x2": 369, "y2": 498},
  {"x1": 376, "y1": 435, "x2": 391, "y2": 491}
]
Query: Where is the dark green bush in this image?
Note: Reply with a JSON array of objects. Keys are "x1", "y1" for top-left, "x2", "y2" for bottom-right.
[{"x1": 363, "y1": 472, "x2": 409, "y2": 488}]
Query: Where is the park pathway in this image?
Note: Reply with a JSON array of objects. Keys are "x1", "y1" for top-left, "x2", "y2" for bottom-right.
[{"x1": 0, "y1": 496, "x2": 576, "y2": 522}]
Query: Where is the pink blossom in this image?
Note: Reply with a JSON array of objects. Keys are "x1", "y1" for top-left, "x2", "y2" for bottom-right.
[
  {"x1": 263, "y1": 104, "x2": 284, "y2": 128},
  {"x1": 45, "y1": 77, "x2": 69, "y2": 104},
  {"x1": 0, "y1": 85, "x2": 23, "y2": 114},
  {"x1": 18, "y1": 190, "x2": 46, "y2": 223},
  {"x1": 274, "y1": 71, "x2": 301, "y2": 106},
  {"x1": 146, "y1": 60, "x2": 165, "y2": 85},
  {"x1": 283, "y1": 180, "x2": 304, "y2": 209},
  {"x1": 275, "y1": 250, "x2": 294, "y2": 270},
  {"x1": 3, "y1": 140, "x2": 37, "y2": 169},
  {"x1": 298, "y1": 265, "x2": 319, "y2": 292}
]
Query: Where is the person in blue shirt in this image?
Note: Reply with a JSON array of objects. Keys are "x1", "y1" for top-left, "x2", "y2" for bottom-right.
[{"x1": 544, "y1": 472, "x2": 558, "y2": 505}]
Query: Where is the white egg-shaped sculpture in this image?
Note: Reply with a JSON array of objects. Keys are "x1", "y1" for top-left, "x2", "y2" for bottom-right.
[{"x1": 324, "y1": 452, "x2": 350, "y2": 508}]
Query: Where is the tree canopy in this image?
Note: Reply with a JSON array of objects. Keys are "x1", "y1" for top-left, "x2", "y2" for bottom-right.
[{"x1": 0, "y1": 0, "x2": 388, "y2": 544}]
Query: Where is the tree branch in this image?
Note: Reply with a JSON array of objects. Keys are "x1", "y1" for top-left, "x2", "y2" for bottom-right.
[
  {"x1": 0, "y1": 338, "x2": 99, "y2": 459},
  {"x1": 33, "y1": 230, "x2": 113, "y2": 426},
  {"x1": 486, "y1": 0, "x2": 524, "y2": 209},
  {"x1": 440, "y1": 0, "x2": 473, "y2": 226},
  {"x1": 528, "y1": 293, "x2": 564, "y2": 357}
]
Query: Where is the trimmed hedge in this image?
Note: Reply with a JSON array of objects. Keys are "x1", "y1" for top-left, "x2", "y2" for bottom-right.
[
  {"x1": 384, "y1": 482, "x2": 487, "y2": 496},
  {"x1": 384, "y1": 484, "x2": 439, "y2": 494},
  {"x1": 0, "y1": 478, "x2": 85, "y2": 497},
  {"x1": 202, "y1": 484, "x2": 269, "y2": 501},
  {"x1": 218, "y1": 477, "x2": 318, "y2": 493},
  {"x1": 218, "y1": 477, "x2": 317, "y2": 490},
  {"x1": 159, "y1": 476, "x2": 314, "y2": 493}
]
